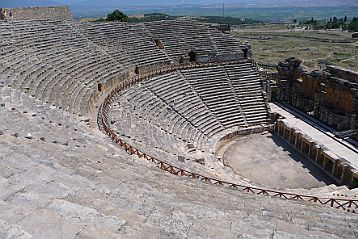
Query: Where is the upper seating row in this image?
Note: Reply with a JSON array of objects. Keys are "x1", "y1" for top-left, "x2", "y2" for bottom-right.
[
  {"x1": 145, "y1": 20, "x2": 246, "y2": 61},
  {"x1": 0, "y1": 19, "x2": 247, "y2": 117},
  {"x1": 0, "y1": 20, "x2": 125, "y2": 116}
]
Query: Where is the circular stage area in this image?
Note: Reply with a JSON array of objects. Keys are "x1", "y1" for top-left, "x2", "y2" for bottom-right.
[{"x1": 223, "y1": 132, "x2": 337, "y2": 189}]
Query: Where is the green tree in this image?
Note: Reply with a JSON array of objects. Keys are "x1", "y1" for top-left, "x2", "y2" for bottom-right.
[
  {"x1": 106, "y1": 10, "x2": 128, "y2": 22},
  {"x1": 348, "y1": 17, "x2": 358, "y2": 31}
]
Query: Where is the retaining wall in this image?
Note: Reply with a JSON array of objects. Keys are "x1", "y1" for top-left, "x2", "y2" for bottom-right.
[{"x1": 0, "y1": 6, "x2": 72, "y2": 21}]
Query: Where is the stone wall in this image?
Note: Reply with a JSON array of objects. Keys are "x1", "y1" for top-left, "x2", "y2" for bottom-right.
[
  {"x1": 0, "y1": 6, "x2": 72, "y2": 21},
  {"x1": 275, "y1": 119, "x2": 358, "y2": 187},
  {"x1": 298, "y1": 73, "x2": 356, "y2": 114},
  {"x1": 0, "y1": 9, "x2": 5, "y2": 20},
  {"x1": 326, "y1": 65, "x2": 358, "y2": 84},
  {"x1": 275, "y1": 57, "x2": 358, "y2": 132},
  {"x1": 275, "y1": 57, "x2": 302, "y2": 102},
  {"x1": 195, "y1": 52, "x2": 246, "y2": 63}
]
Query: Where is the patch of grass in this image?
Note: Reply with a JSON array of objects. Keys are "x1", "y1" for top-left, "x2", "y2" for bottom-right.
[{"x1": 234, "y1": 28, "x2": 358, "y2": 71}]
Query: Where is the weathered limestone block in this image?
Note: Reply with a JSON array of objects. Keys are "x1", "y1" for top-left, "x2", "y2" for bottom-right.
[
  {"x1": 326, "y1": 65, "x2": 358, "y2": 84},
  {"x1": 1, "y1": 6, "x2": 72, "y2": 21}
]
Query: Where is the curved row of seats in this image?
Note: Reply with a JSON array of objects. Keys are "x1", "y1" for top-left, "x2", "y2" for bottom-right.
[
  {"x1": 108, "y1": 89, "x2": 255, "y2": 184},
  {"x1": 106, "y1": 63, "x2": 269, "y2": 178},
  {"x1": 1, "y1": 87, "x2": 356, "y2": 237},
  {"x1": 145, "y1": 20, "x2": 215, "y2": 60},
  {"x1": 144, "y1": 72, "x2": 225, "y2": 138},
  {"x1": 0, "y1": 19, "x2": 250, "y2": 118},
  {"x1": 77, "y1": 21, "x2": 172, "y2": 69},
  {"x1": 145, "y1": 20, "x2": 246, "y2": 60},
  {"x1": 0, "y1": 19, "x2": 266, "y2": 174},
  {"x1": 0, "y1": 84, "x2": 103, "y2": 151},
  {"x1": 0, "y1": 20, "x2": 125, "y2": 116},
  {"x1": 224, "y1": 63, "x2": 269, "y2": 125},
  {"x1": 0, "y1": 19, "x2": 268, "y2": 180},
  {"x1": 181, "y1": 66, "x2": 246, "y2": 128},
  {"x1": 105, "y1": 62, "x2": 358, "y2": 203}
]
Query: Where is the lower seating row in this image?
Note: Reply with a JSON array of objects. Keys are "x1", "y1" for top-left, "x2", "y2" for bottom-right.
[
  {"x1": 106, "y1": 63, "x2": 269, "y2": 179},
  {"x1": 1, "y1": 87, "x2": 356, "y2": 237}
]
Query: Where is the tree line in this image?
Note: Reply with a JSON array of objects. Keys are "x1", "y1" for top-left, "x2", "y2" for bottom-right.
[
  {"x1": 98, "y1": 10, "x2": 261, "y2": 25},
  {"x1": 99, "y1": 10, "x2": 358, "y2": 33},
  {"x1": 299, "y1": 16, "x2": 358, "y2": 31}
]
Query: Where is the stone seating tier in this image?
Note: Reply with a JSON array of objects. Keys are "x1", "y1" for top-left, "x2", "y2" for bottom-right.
[
  {"x1": 106, "y1": 63, "x2": 270, "y2": 180},
  {"x1": 0, "y1": 19, "x2": 357, "y2": 237}
]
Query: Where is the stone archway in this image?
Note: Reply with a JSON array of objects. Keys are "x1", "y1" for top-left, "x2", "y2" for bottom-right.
[
  {"x1": 188, "y1": 51, "x2": 197, "y2": 62},
  {"x1": 243, "y1": 48, "x2": 248, "y2": 58}
]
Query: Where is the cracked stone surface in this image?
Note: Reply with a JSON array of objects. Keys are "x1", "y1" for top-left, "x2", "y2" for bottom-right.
[{"x1": 0, "y1": 116, "x2": 357, "y2": 239}]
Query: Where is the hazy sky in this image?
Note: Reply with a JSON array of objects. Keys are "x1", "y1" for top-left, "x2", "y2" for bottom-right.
[
  {"x1": 2, "y1": 0, "x2": 357, "y2": 20},
  {"x1": 2, "y1": 0, "x2": 357, "y2": 11},
  {"x1": 2, "y1": 0, "x2": 357, "y2": 7}
]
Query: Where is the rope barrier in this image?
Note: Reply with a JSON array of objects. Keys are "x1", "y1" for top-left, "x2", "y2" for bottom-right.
[{"x1": 98, "y1": 61, "x2": 358, "y2": 213}]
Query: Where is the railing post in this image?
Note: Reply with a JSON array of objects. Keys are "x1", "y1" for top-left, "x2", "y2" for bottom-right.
[{"x1": 97, "y1": 64, "x2": 358, "y2": 214}]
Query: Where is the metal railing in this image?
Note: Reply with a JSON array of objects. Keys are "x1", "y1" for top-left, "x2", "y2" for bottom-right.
[{"x1": 98, "y1": 61, "x2": 358, "y2": 213}]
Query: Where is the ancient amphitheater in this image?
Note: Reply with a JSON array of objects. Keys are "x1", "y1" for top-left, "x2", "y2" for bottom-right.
[{"x1": 0, "y1": 6, "x2": 358, "y2": 239}]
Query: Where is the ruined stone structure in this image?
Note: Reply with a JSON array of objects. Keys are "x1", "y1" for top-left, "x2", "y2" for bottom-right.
[
  {"x1": 0, "y1": 6, "x2": 72, "y2": 21},
  {"x1": 326, "y1": 65, "x2": 358, "y2": 84},
  {"x1": 274, "y1": 118, "x2": 358, "y2": 187},
  {"x1": 275, "y1": 58, "x2": 358, "y2": 135},
  {"x1": 0, "y1": 12, "x2": 358, "y2": 238}
]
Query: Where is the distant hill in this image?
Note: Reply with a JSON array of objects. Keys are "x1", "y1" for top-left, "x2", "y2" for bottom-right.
[
  {"x1": 70, "y1": 0, "x2": 358, "y2": 7},
  {"x1": 71, "y1": 0, "x2": 358, "y2": 7},
  {"x1": 2, "y1": 0, "x2": 358, "y2": 20},
  {"x1": 2, "y1": 0, "x2": 358, "y2": 8}
]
